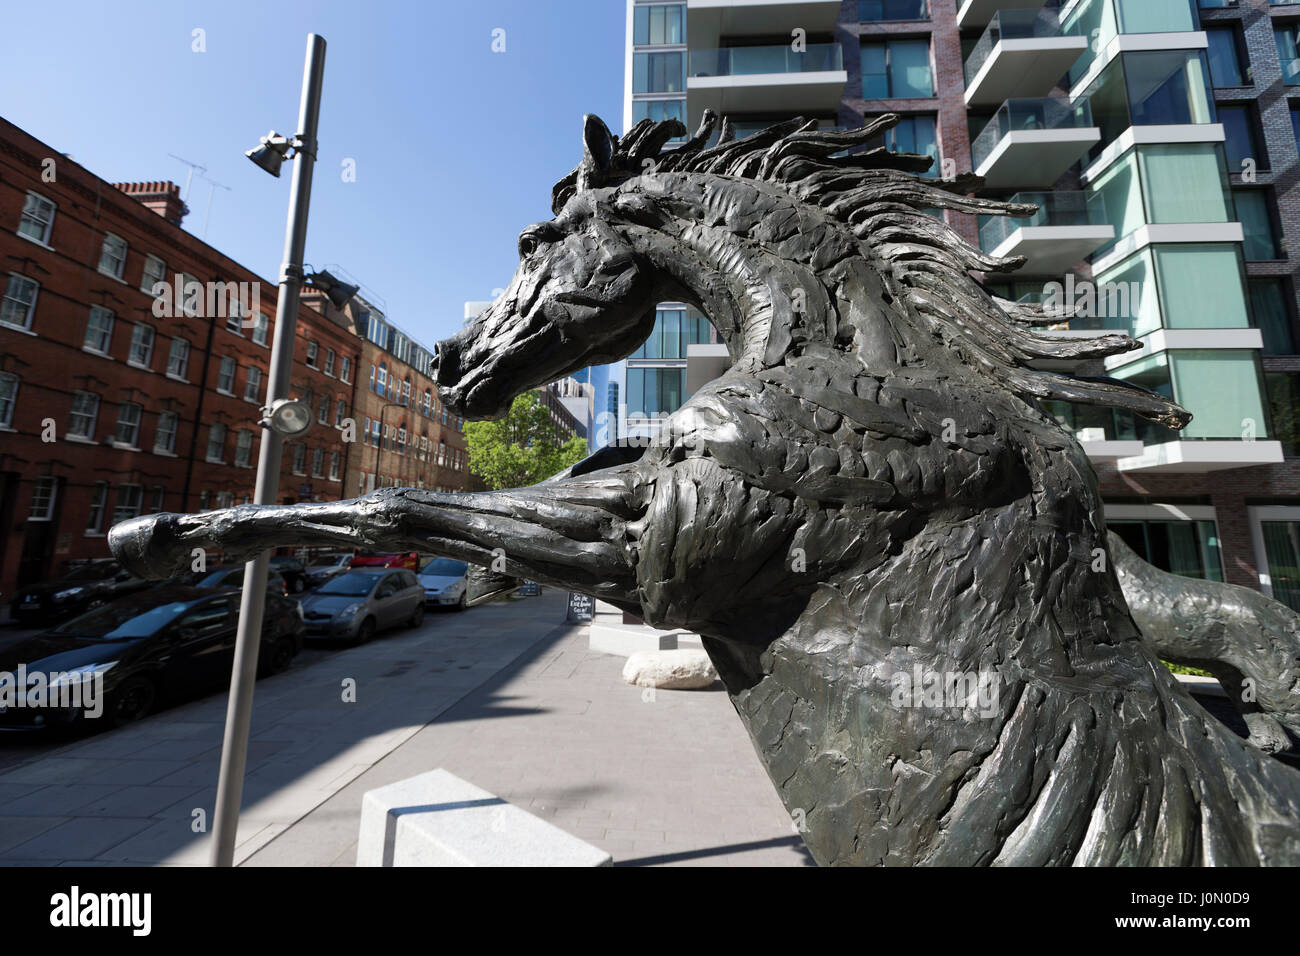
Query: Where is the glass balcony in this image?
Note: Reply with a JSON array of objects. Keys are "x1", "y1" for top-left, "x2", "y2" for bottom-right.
[
  {"x1": 688, "y1": 43, "x2": 844, "y2": 78},
  {"x1": 971, "y1": 98, "x2": 1099, "y2": 188},
  {"x1": 977, "y1": 191, "x2": 1113, "y2": 273},
  {"x1": 964, "y1": 9, "x2": 1086, "y2": 106}
]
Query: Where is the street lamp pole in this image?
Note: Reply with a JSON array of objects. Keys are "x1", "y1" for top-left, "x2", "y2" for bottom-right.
[{"x1": 210, "y1": 33, "x2": 326, "y2": 867}]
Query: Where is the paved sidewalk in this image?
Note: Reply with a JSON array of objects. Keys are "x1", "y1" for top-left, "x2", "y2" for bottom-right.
[
  {"x1": 0, "y1": 590, "x2": 809, "y2": 866},
  {"x1": 247, "y1": 602, "x2": 809, "y2": 867}
]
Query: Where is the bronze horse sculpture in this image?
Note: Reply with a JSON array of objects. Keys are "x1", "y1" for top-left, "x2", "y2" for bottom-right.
[{"x1": 110, "y1": 113, "x2": 1300, "y2": 865}]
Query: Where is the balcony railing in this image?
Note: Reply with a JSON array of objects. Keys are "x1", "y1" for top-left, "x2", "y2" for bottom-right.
[
  {"x1": 977, "y1": 190, "x2": 1107, "y2": 252},
  {"x1": 964, "y1": 8, "x2": 1080, "y2": 85},
  {"x1": 688, "y1": 43, "x2": 844, "y2": 78},
  {"x1": 971, "y1": 97, "x2": 1095, "y2": 170}
]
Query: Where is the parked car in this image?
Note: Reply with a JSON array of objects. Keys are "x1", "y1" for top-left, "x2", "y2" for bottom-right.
[
  {"x1": 269, "y1": 556, "x2": 310, "y2": 593},
  {"x1": 304, "y1": 553, "x2": 353, "y2": 588},
  {"x1": 419, "y1": 557, "x2": 469, "y2": 610},
  {"x1": 350, "y1": 551, "x2": 421, "y2": 571},
  {"x1": 0, "y1": 585, "x2": 303, "y2": 729},
  {"x1": 194, "y1": 566, "x2": 289, "y2": 597},
  {"x1": 9, "y1": 560, "x2": 153, "y2": 627},
  {"x1": 298, "y1": 568, "x2": 425, "y2": 644}
]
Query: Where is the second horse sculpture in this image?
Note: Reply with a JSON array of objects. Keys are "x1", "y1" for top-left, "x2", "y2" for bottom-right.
[{"x1": 110, "y1": 113, "x2": 1300, "y2": 865}]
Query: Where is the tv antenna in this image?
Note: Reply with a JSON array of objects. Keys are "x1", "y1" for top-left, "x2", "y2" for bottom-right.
[
  {"x1": 197, "y1": 174, "x2": 231, "y2": 241},
  {"x1": 167, "y1": 153, "x2": 207, "y2": 202}
]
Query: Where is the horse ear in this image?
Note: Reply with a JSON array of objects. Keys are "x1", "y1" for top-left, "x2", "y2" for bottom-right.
[{"x1": 578, "y1": 114, "x2": 616, "y2": 191}]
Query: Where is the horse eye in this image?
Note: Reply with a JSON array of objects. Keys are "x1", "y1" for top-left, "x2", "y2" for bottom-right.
[{"x1": 518, "y1": 234, "x2": 538, "y2": 258}]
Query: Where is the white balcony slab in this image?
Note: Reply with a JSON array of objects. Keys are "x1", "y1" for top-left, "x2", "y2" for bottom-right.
[
  {"x1": 1104, "y1": 327, "x2": 1263, "y2": 372},
  {"x1": 688, "y1": 70, "x2": 848, "y2": 117},
  {"x1": 1082, "y1": 439, "x2": 1144, "y2": 461},
  {"x1": 687, "y1": 0, "x2": 841, "y2": 49},
  {"x1": 975, "y1": 127, "x2": 1100, "y2": 189},
  {"x1": 990, "y1": 223, "x2": 1115, "y2": 274},
  {"x1": 1116, "y1": 440, "x2": 1283, "y2": 474},
  {"x1": 965, "y1": 37, "x2": 1089, "y2": 107}
]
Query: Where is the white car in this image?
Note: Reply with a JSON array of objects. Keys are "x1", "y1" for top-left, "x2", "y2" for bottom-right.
[{"x1": 419, "y1": 557, "x2": 469, "y2": 610}]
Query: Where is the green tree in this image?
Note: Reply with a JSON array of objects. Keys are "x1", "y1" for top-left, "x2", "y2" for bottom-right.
[{"x1": 465, "y1": 391, "x2": 588, "y2": 490}]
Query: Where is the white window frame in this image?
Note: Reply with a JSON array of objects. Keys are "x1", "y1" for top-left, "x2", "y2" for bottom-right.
[
  {"x1": 28, "y1": 476, "x2": 57, "y2": 521},
  {"x1": 217, "y1": 356, "x2": 237, "y2": 394},
  {"x1": 340, "y1": 356, "x2": 351, "y2": 383},
  {"x1": 114, "y1": 402, "x2": 142, "y2": 447},
  {"x1": 329, "y1": 450, "x2": 340, "y2": 481},
  {"x1": 235, "y1": 429, "x2": 254, "y2": 467},
  {"x1": 253, "y1": 311, "x2": 270, "y2": 346},
  {"x1": 317, "y1": 394, "x2": 330, "y2": 424},
  {"x1": 324, "y1": 349, "x2": 335, "y2": 376},
  {"x1": 86, "y1": 482, "x2": 109, "y2": 534},
  {"x1": 84, "y1": 306, "x2": 115, "y2": 355},
  {"x1": 306, "y1": 340, "x2": 319, "y2": 368},
  {"x1": 67, "y1": 390, "x2": 100, "y2": 440},
  {"x1": 155, "y1": 410, "x2": 178, "y2": 454},
  {"x1": 128, "y1": 322, "x2": 155, "y2": 369},
  {"x1": 167, "y1": 336, "x2": 190, "y2": 379},
  {"x1": 244, "y1": 366, "x2": 263, "y2": 403},
  {"x1": 112, "y1": 484, "x2": 143, "y2": 524},
  {"x1": 18, "y1": 191, "x2": 56, "y2": 245},
  {"x1": 311, "y1": 446, "x2": 324, "y2": 477},
  {"x1": 292, "y1": 443, "x2": 306, "y2": 474},
  {"x1": 2, "y1": 274, "x2": 39, "y2": 331},
  {"x1": 98, "y1": 233, "x2": 128, "y2": 280},
  {"x1": 141, "y1": 254, "x2": 167, "y2": 294},
  {"x1": 335, "y1": 399, "x2": 346, "y2": 427},
  {"x1": 206, "y1": 423, "x2": 227, "y2": 463},
  {"x1": 0, "y1": 372, "x2": 17, "y2": 428}
]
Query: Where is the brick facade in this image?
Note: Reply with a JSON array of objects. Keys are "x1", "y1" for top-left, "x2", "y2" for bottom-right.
[{"x1": 0, "y1": 117, "x2": 361, "y2": 594}]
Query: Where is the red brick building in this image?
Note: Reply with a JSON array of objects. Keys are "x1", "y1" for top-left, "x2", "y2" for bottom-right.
[
  {"x1": 0, "y1": 117, "x2": 361, "y2": 595},
  {"x1": 305, "y1": 290, "x2": 469, "y2": 496}
]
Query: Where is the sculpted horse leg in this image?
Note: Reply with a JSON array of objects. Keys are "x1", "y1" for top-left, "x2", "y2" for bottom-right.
[
  {"x1": 109, "y1": 465, "x2": 644, "y2": 609},
  {"x1": 1110, "y1": 530, "x2": 1300, "y2": 754}
]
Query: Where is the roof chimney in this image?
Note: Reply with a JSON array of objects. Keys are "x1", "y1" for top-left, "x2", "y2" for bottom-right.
[{"x1": 113, "y1": 181, "x2": 187, "y2": 226}]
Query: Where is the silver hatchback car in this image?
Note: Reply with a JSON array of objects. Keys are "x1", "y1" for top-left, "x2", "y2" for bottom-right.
[{"x1": 298, "y1": 568, "x2": 425, "y2": 644}]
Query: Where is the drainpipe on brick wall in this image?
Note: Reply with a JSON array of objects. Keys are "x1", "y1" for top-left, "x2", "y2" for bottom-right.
[{"x1": 180, "y1": 303, "x2": 219, "y2": 510}]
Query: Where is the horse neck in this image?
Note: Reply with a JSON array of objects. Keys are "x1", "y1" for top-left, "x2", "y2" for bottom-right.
[{"x1": 639, "y1": 185, "x2": 889, "y2": 373}]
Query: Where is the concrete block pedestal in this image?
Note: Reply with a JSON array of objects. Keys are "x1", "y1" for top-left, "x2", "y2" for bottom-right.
[{"x1": 357, "y1": 768, "x2": 611, "y2": 867}]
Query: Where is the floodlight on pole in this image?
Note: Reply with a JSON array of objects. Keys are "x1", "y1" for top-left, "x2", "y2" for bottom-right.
[
  {"x1": 264, "y1": 397, "x2": 314, "y2": 436},
  {"x1": 211, "y1": 33, "x2": 327, "y2": 869},
  {"x1": 305, "y1": 269, "x2": 360, "y2": 310}
]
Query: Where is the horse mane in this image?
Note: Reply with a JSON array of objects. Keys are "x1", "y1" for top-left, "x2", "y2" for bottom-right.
[{"x1": 552, "y1": 112, "x2": 1190, "y2": 429}]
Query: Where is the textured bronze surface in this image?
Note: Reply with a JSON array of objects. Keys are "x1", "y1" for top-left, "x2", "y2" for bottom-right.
[{"x1": 111, "y1": 113, "x2": 1300, "y2": 865}]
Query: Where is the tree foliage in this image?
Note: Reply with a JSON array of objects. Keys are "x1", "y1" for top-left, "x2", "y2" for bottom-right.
[{"x1": 464, "y1": 391, "x2": 588, "y2": 490}]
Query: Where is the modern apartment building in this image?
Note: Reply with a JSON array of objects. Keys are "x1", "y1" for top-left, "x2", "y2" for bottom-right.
[{"x1": 622, "y1": 0, "x2": 1300, "y2": 609}]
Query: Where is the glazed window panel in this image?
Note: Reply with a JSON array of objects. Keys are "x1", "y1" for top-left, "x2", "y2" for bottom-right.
[
  {"x1": 1109, "y1": 519, "x2": 1223, "y2": 582},
  {"x1": 1151, "y1": 244, "x2": 1250, "y2": 330},
  {"x1": 1205, "y1": 27, "x2": 1247, "y2": 87},
  {"x1": 1233, "y1": 189, "x2": 1281, "y2": 260},
  {"x1": 18, "y1": 192, "x2": 55, "y2": 244},
  {"x1": 84, "y1": 307, "x2": 115, "y2": 354},
  {"x1": 0, "y1": 372, "x2": 16, "y2": 428},
  {"x1": 2, "y1": 274, "x2": 39, "y2": 330},
  {"x1": 1260, "y1": 520, "x2": 1300, "y2": 610},
  {"x1": 633, "y1": 4, "x2": 684, "y2": 45},
  {"x1": 1137, "y1": 144, "x2": 1231, "y2": 224},
  {"x1": 98, "y1": 233, "x2": 128, "y2": 279},
  {"x1": 633, "y1": 52, "x2": 685, "y2": 93},
  {"x1": 1250, "y1": 278, "x2": 1294, "y2": 355},
  {"x1": 1169, "y1": 349, "x2": 1268, "y2": 439}
]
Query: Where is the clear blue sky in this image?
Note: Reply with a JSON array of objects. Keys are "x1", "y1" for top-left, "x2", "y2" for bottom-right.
[{"x1": 0, "y1": 0, "x2": 626, "y2": 345}]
